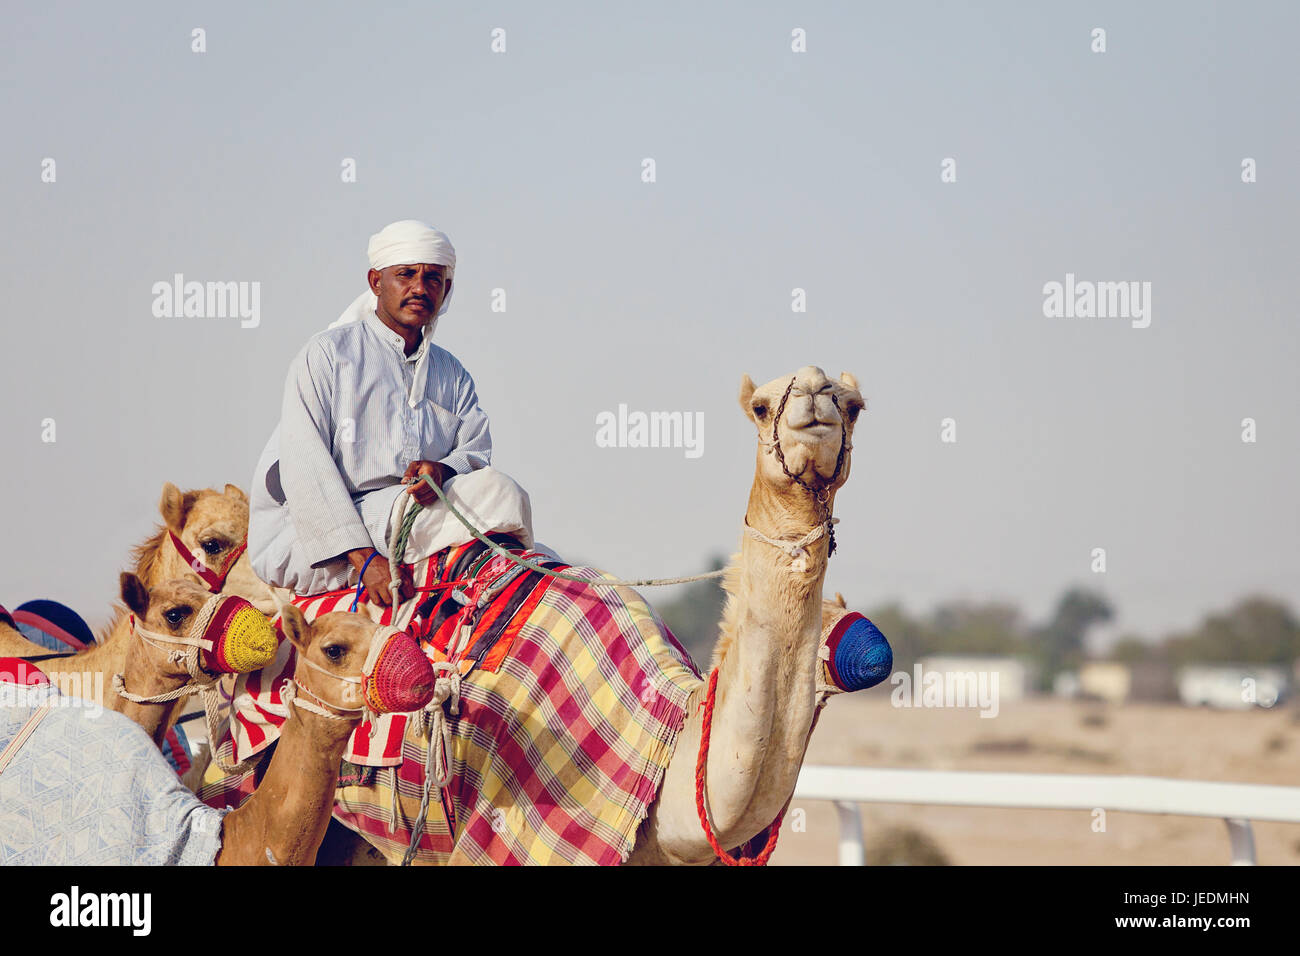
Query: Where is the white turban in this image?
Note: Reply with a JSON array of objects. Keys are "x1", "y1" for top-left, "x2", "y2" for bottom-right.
[
  {"x1": 367, "y1": 219, "x2": 456, "y2": 274},
  {"x1": 329, "y1": 220, "x2": 457, "y2": 331}
]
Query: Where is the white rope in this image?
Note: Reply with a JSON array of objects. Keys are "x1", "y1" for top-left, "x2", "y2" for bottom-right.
[
  {"x1": 388, "y1": 765, "x2": 402, "y2": 834},
  {"x1": 743, "y1": 518, "x2": 838, "y2": 573},
  {"x1": 294, "y1": 652, "x2": 364, "y2": 686},
  {"x1": 112, "y1": 651, "x2": 198, "y2": 705},
  {"x1": 388, "y1": 477, "x2": 727, "y2": 594},
  {"x1": 128, "y1": 590, "x2": 223, "y2": 653},
  {"x1": 113, "y1": 639, "x2": 255, "y2": 775},
  {"x1": 279, "y1": 678, "x2": 360, "y2": 721},
  {"x1": 401, "y1": 661, "x2": 461, "y2": 866}
]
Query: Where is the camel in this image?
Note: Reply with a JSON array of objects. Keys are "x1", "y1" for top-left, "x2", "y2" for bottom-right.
[
  {"x1": 290, "y1": 364, "x2": 873, "y2": 866},
  {"x1": 108, "y1": 573, "x2": 279, "y2": 746},
  {"x1": 201, "y1": 364, "x2": 874, "y2": 865},
  {"x1": 620, "y1": 365, "x2": 866, "y2": 864},
  {"x1": 215, "y1": 608, "x2": 436, "y2": 865},
  {"x1": 0, "y1": 482, "x2": 271, "y2": 710},
  {"x1": 0, "y1": 597, "x2": 434, "y2": 865}
]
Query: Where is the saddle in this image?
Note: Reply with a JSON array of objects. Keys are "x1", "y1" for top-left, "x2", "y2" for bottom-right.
[{"x1": 407, "y1": 533, "x2": 571, "y2": 675}]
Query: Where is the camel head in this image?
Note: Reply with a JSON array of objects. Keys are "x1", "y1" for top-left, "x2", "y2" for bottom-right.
[
  {"x1": 120, "y1": 572, "x2": 278, "y2": 678},
  {"x1": 279, "y1": 609, "x2": 436, "y2": 719},
  {"x1": 739, "y1": 366, "x2": 864, "y2": 510},
  {"x1": 158, "y1": 482, "x2": 275, "y2": 615}
]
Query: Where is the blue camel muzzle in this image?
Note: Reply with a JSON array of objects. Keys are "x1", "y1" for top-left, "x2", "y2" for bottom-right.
[{"x1": 821, "y1": 612, "x2": 893, "y2": 692}]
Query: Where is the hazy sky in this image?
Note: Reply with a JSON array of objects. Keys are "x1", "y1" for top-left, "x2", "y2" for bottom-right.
[{"x1": 1, "y1": 1, "x2": 1296, "y2": 647}]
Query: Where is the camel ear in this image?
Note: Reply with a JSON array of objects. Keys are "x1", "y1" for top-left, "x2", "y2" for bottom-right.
[
  {"x1": 120, "y1": 572, "x2": 149, "y2": 619},
  {"x1": 159, "y1": 482, "x2": 195, "y2": 534},
  {"x1": 738, "y1": 374, "x2": 756, "y2": 421},
  {"x1": 834, "y1": 592, "x2": 847, "y2": 608},
  {"x1": 223, "y1": 483, "x2": 249, "y2": 504},
  {"x1": 279, "y1": 604, "x2": 310, "y2": 655},
  {"x1": 839, "y1": 371, "x2": 859, "y2": 391}
]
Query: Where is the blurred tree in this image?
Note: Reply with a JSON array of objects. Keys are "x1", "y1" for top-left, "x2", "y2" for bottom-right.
[
  {"x1": 929, "y1": 600, "x2": 1026, "y2": 656},
  {"x1": 864, "y1": 600, "x2": 1027, "y2": 672},
  {"x1": 1161, "y1": 596, "x2": 1300, "y2": 667},
  {"x1": 1110, "y1": 635, "x2": 1153, "y2": 664},
  {"x1": 1031, "y1": 588, "x2": 1114, "y2": 691},
  {"x1": 863, "y1": 602, "x2": 932, "y2": 673}
]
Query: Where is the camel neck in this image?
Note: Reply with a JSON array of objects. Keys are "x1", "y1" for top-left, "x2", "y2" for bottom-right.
[
  {"x1": 698, "y1": 493, "x2": 827, "y2": 842},
  {"x1": 218, "y1": 700, "x2": 355, "y2": 866},
  {"x1": 743, "y1": 475, "x2": 831, "y2": 542},
  {"x1": 109, "y1": 641, "x2": 187, "y2": 745}
]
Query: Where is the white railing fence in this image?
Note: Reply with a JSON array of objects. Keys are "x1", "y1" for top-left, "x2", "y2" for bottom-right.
[{"x1": 792, "y1": 766, "x2": 1300, "y2": 865}]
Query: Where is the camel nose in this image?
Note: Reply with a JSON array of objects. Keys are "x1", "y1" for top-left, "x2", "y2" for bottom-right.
[
  {"x1": 784, "y1": 392, "x2": 842, "y2": 430},
  {"x1": 365, "y1": 631, "x2": 436, "y2": 713},
  {"x1": 812, "y1": 391, "x2": 841, "y2": 425},
  {"x1": 784, "y1": 393, "x2": 817, "y2": 429},
  {"x1": 794, "y1": 366, "x2": 831, "y2": 393}
]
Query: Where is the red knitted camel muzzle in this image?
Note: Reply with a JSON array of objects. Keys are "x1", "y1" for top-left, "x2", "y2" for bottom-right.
[{"x1": 361, "y1": 627, "x2": 436, "y2": 714}]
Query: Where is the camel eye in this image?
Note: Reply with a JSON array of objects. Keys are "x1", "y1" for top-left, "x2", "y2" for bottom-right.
[
  {"x1": 324, "y1": 645, "x2": 344, "y2": 662},
  {"x1": 845, "y1": 403, "x2": 862, "y2": 423},
  {"x1": 164, "y1": 606, "x2": 190, "y2": 628},
  {"x1": 201, "y1": 539, "x2": 223, "y2": 556},
  {"x1": 752, "y1": 402, "x2": 769, "y2": 420}
]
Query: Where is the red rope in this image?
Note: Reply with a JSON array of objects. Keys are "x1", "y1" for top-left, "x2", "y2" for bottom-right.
[{"x1": 693, "y1": 667, "x2": 786, "y2": 866}]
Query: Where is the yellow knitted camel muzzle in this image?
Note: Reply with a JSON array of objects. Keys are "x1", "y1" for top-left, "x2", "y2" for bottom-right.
[
  {"x1": 201, "y1": 596, "x2": 278, "y2": 673},
  {"x1": 132, "y1": 594, "x2": 277, "y2": 674}
]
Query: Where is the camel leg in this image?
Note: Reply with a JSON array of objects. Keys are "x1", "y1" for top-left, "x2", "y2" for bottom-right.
[{"x1": 315, "y1": 818, "x2": 389, "y2": 866}]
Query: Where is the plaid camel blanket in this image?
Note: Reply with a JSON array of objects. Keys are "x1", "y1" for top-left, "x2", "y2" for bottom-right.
[{"x1": 200, "y1": 538, "x2": 703, "y2": 865}]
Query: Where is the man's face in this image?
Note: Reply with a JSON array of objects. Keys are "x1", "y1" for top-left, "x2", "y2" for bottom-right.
[{"x1": 369, "y1": 263, "x2": 452, "y2": 332}]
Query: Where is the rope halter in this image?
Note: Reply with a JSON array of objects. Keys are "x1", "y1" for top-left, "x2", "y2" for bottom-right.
[
  {"x1": 115, "y1": 592, "x2": 277, "y2": 773},
  {"x1": 284, "y1": 624, "x2": 436, "y2": 727},
  {"x1": 753, "y1": 376, "x2": 850, "y2": 564},
  {"x1": 743, "y1": 518, "x2": 841, "y2": 575}
]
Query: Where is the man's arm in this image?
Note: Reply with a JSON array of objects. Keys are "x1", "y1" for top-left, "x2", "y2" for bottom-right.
[
  {"x1": 278, "y1": 339, "x2": 373, "y2": 568},
  {"x1": 437, "y1": 362, "x2": 492, "y2": 476},
  {"x1": 403, "y1": 362, "x2": 493, "y2": 506}
]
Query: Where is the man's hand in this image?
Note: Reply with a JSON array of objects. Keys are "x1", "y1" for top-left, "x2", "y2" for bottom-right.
[
  {"x1": 401, "y1": 460, "x2": 453, "y2": 506},
  {"x1": 346, "y1": 548, "x2": 413, "y2": 608}
]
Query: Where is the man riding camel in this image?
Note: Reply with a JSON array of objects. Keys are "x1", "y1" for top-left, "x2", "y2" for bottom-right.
[{"x1": 249, "y1": 220, "x2": 533, "y2": 606}]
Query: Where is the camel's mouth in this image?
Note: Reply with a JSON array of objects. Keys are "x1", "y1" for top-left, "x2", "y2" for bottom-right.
[{"x1": 790, "y1": 423, "x2": 836, "y2": 441}]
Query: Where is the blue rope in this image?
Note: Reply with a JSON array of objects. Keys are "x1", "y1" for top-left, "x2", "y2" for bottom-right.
[{"x1": 350, "y1": 549, "x2": 380, "y2": 612}]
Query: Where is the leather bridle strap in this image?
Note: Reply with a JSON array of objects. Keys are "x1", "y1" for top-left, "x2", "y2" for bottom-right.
[{"x1": 169, "y1": 531, "x2": 247, "y2": 593}]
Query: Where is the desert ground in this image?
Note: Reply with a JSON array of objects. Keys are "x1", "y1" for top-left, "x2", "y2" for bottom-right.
[{"x1": 771, "y1": 693, "x2": 1300, "y2": 866}]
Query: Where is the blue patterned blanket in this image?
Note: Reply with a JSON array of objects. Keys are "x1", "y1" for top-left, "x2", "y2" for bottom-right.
[{"x1": 0, "y1": 684, "x2": 227, "y2": 865}]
